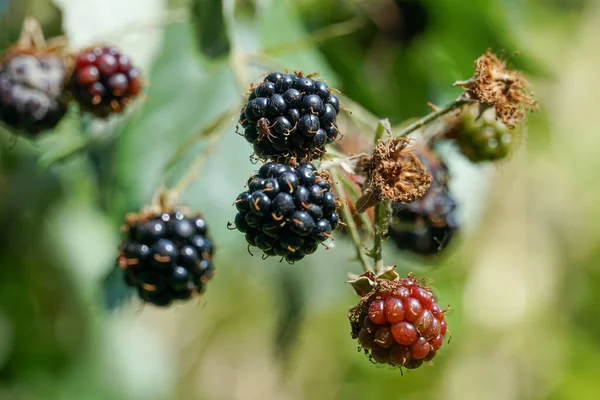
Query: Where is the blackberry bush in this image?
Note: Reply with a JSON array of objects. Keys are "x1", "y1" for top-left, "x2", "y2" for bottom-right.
[
  {"x1": 70, "y1": 46, "x2": 142, "y2": 118},
  {"x1": 0, "y1": 51, "x2": 69, "y2": 135},
  {"x1": 117, "y1": 209, "x2": 214, "y2": 307},
  {"x1": 238, "y1": 71, "x2": 341, "y2": 162},
  {"x1": 349, "y1": 271, "x2": 448, "y2": 369},
  {"x1": 231, "y1": 161, "x2": 340, "y2": 263},
  {"x1": 388, "y1": 147, "x2": 458, "y2": 256}
]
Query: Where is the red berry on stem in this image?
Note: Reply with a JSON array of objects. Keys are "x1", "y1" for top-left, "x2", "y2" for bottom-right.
[{"x1": 349, "y1": 273, "x2": 449, "y2": 370}]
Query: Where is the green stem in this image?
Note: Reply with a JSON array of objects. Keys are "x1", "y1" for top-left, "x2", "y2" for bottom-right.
[
  {"x1": 341, "y1": 177, "x2": 374, "y2": 239},
  {"x1": 395, "y1": 100, "x2": 467, "y2": 138},
  {"x1": 372, "y1": 201, "x2": 388, "y2": 273},
  {"x1": 330, "y1": 167, "x2": 373, "y2": 273}
]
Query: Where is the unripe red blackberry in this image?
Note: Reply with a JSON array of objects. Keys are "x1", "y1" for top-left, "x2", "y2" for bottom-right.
[
  {"x1": 349, "y1": 270, "x2": 449, "y2": 370},
  {"x1": 70, "y1": 46, "x2": 142, "y2": 118},
  {"x1": 452, "y1": 106, "x2": 516, "y2": 162},
  {"x1": 0, "y1": 51, "x2": 69, "y2": 135},
  {"x1": 231, "y1": 162, "x2": 340, "y2": 263},
  {"x1": 238, "y1": 71, "x2": 342, "y2": 162},
  {"x1": 117, "y1": 209, "x2": 214, "y2": 307},
  {"x1": 388, "y1": 146, "x2": 458, "y2": 256}
]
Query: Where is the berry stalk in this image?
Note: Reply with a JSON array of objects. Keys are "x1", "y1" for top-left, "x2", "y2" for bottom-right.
[
  {"x1": 395, "y1": 100, "x2": 468, "y2": 138},
  {"x1": 372, "y1": 201, "x2": 388, "y2": 272},
  {"x1": 331, "y1": 167, "x2": 372, "y2": 272}
]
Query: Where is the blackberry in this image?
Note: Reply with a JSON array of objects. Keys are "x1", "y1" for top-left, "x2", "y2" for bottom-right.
[
  {"x1": 0, "y1": 51, "x2": 69, "y2": 135},
  {"x1": 70, "y1": 46, "x2": 142, "y2": 118},
  {"x1": 453, "y1": 106, "x2": 515, "y2": 162},
  {"x1": 388, "y1": 147, "x2": 458, "y2": 256},
  {"x1": 349, "y1": 272, "x2": 449, "y2": 370},
  {"x1": 231, "y1": 162, "x2": 340, "y2": 262},
  {"x1": 117, "y1": 209, "x2": 214, "y2": 307},
  {"x1": 238, "y1": 72, "x2": 342, "y2": 162}
]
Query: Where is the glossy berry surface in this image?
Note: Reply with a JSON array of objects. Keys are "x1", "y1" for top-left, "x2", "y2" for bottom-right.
[
  {"x1": 239, "y1": 72, "x2": 341, "y2": 162},
  {"x1": 388, "y1": 147, "x2": 458, "y2": 256},
  {"x1": 117, "y1": 210, "x2": 214, "y2": 307},
  {"x1": 0, "y1": 53, "x2": 68, "y2": 135},
  {"x1": 70, "y1": 46, "x2": 142, "y2": 118},
  {"x1": 232, "y1": 162, "x2": 340, "y2": 262},
  {"x1": 350, "y1": 276, "x2": 448, "y2": 370}
]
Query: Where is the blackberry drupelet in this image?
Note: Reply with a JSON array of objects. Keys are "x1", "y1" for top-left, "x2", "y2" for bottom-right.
[
  {"x1": 231, "y1": 162, "x2": 340, "y2": 262},
  {"x1": 238, "y1": 71, "x2": 342, "y2": 162},
  {"x1": 388, "y1": 147, "x2": 458, "y2": 256},
  {"x1": 117, "y1": 210, "x2": 214, "y2": 307},
  {"x1": 70, "y1": 46, "x2": 142, "y2": 118},
  {"x1": 349, "y1": 274, "x2": 449, "y2": 370},
  {"x1": 0, "y1": 52, "x2": 69, "y2": 135}
]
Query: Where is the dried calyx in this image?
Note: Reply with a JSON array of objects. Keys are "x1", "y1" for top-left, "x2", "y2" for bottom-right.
[
  {"x1": 453, "y1": 50, "x2": 538, "y2": 129},
  {"x1": 355, "y1": 137, "x2": 432, "y2": 212}
]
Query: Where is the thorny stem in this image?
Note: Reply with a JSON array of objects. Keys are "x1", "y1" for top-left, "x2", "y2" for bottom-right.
[
  {"x1": 331, "y1": 167, "x2": 373, "y2": 272},
  {"x1": 395, "y1": 100, "x2": 467, "y2": 138}
]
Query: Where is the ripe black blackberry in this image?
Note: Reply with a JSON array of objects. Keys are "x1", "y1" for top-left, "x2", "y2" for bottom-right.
[
  {"x1": 0, "y1": 51, "x2": 69, "y2": 135},
  {"x1": 231, "y1": 162, "x2": 340, "y2": 262},
  {"x1": 70, "y1": 46, "x2": 142, "y2": 118},
  {"x1": 349, "y1": 272, "x2": 449, "y2": 369},
  {"x1": 117, "y1": 209, "x2": 214, "y2": 307},
  {"x1": 238, "y1": 71, "x2": 341, "y2": 162},
  {"x1": 388, "y1": 147, "x2": 458, "y2": 256}
]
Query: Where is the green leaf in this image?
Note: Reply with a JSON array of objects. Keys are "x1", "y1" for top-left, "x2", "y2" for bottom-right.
[{"x1": 189, "y1": 0, "x2": 231, "y2": 59}]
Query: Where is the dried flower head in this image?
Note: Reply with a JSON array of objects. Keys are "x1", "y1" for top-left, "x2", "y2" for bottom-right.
[
  {"x1": 454, "y1": 50, "x2": 538, "y2": 129},
  {"x1": 356, "y1": 137, "x2": 432, "y2": 212}
]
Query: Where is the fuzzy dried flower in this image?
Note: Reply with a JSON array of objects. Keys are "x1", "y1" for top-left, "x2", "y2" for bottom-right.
[
  {"x1": 355, "y1": 137, "x2": 432, "y2": 212},
  {"x1": 454, "y1": 50, "x2": 538, "y2": 129}
]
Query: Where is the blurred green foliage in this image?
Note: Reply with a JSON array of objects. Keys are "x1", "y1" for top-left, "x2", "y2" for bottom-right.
[{"x1": 1, "y1": 0, "x2": 599, "y2": 399}]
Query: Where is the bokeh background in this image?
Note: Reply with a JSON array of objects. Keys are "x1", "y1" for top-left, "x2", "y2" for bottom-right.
[{"x1": 1, "y1": 0, "x2": 598, "y2": 399}]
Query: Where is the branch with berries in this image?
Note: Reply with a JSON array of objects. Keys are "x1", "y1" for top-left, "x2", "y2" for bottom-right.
[{"x1": 0, "y1": 17, "x2": 537, "y2": 374}]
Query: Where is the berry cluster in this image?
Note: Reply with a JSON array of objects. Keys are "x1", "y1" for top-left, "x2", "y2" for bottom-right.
[
  {"x1": 0, "y1": 53, "x2": 68, "y2": 135},
  {"x1": 70, "y1": 46, "x2": 142, "y2": 118},
  {"x1": 232, "y1": 162, "x2": 340, "y2": 263},
  {"x1": 388, "y1": 148, "x2": 458, "y2": 256},
  {"x1": 118, "y1": 210, "x2": 214, "y2": 307},
  {"x1": 350, "y1": 276, "x2": 448, "y2": 369},
  {"x1": 239, "y1": 71, "x2": 341, "y2": 161}
]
